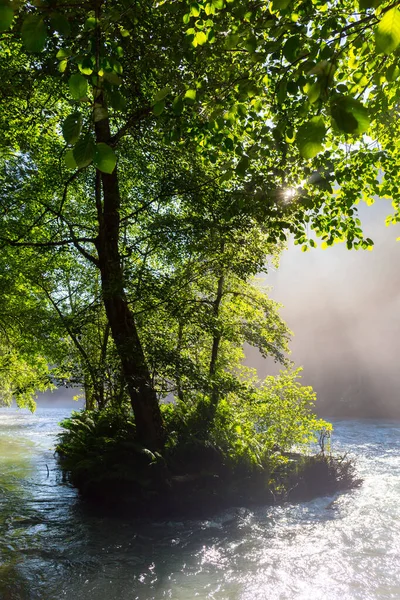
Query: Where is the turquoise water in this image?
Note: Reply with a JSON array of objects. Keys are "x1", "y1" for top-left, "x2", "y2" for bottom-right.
[{"x1": 0, "y1": 408, "x2": 399, "y2": 599}]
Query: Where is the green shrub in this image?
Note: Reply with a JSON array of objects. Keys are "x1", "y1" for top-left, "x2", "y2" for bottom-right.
[
  {"x1": 56, "y1": 369, "x2": 358, "y2": 514},
  {"x1": 162, "y1": 368, "x2": 332, "y2": 475},
  {"x1": 57, "y1": 407, "x2": 165, "y2": 500}
]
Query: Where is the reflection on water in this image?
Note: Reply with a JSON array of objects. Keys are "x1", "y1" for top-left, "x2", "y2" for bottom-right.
[{"x1": 0, "y1": 408, "x2": 399, "y2": 600}]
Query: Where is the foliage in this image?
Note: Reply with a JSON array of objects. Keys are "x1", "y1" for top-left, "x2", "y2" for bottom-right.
[
  {"x1": 0, "y1": 346, "x2": 51, "y2": 410},
  {"x1": 57, "y1": 406, "x2": 166, "y2": 501},
  {"x1": 1, "y1": 0, "x2": 399, "y2": 449},
  {"x1": 2, "y1": 0, "x2": 400, "y2": 240},
  {"x1": 57, "y1": 406, "x2": 137, "y2": 463},
  {"x1": 281, "y1": 454, "x2": 363, "y2": 502},
  {"x1": 56, "y1": 373, "x2": 355, "y2": 513},
  {"x1": 0, "y1": 249, "x2": 56, "y2": 408},
  {"x1": 163, "y1": 368, "x2": 331, "y2": 473}
]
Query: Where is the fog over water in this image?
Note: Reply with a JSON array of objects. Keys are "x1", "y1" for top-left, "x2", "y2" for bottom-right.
[
  {"x1": 247, "y1": 199, "x2": 400, "y2": 418},
  {"x1": 35, "y1": 387, "x2": 84, "y2": 409}
]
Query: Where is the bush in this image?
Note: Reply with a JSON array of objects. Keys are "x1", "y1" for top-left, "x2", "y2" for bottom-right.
[
  {"x1": 277, "y1": 454, "x2": 363, "y2": 502},
  {"x1": 163, "y1": 368, "x2": 332, "y2": 475},
  {"x1": 56, "y1": 369, "x2": 360, "y2": 515},
  {"x1": 57, "y1": 407, "x2": 167, "y2": 505}
]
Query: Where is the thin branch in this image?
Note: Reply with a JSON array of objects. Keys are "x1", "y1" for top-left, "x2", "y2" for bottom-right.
[
  {"x1": 65, "y1": 221, "x2": 99, "y2": 266},
  {"x1": 110, "y1": 106, "x2": 152, "y2": 146},
  {"x1": 0, "y1": 236, "x2": 95, "y2": 249},
  {"x1": 58, "y1": 170, "x2": 81, "y2": 216}
]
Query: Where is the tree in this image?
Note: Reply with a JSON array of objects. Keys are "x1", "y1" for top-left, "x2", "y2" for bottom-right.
[
  {"x1": 34, "y1": 263, "x2": 125, "y2": 411},
  {"x1": 0, "y1": 247, "x2": 54, "y2": 409},
  {"x1": 1, "y1": 0, "x2": 399, "y2": 448},
  {"x1": 129, "y1": 176, "x2": 291, "y2": 408}
]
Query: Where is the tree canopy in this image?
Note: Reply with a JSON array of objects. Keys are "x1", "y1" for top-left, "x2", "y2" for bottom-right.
[{"x1": 0, "y1": 0, "x2": 399, "y2": 449}]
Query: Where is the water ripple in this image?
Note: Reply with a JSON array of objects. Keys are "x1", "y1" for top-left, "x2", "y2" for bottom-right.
[{"x1": 0, "y1": 410, "x2": 399, "y2": 599}]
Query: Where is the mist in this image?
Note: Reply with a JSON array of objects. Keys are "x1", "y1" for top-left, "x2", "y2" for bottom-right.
[
  {"x1": 36, "y1": 387, "x2": 84, "y2": 409},
  {"x1": 246, "y1": 198, "x2": 400, "y2": 419}
]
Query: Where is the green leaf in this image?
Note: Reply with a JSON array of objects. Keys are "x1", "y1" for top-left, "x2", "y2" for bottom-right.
[
  {"x1": 73, "y1": 135, "x2": 95, "y2": 168},
  {"x1": 107, "y1": 90, "x2": 127, "y2": 111},
  {"x1": 272, "y1": 0, "x2": 292, "y2": 11},
  {"x1": 285, "y1": 127, "x2": 295, "y2": 143},
  {"x1": 84, "y1": 16, "x2": 97, "y2": 30},
  {"x1": 386, "y1": 64, "x2": 400, "y2": 81},
  {"x1": 244, "y1": 35, "x2": 257, "y2": 53},
  {"x1": 79, "y1": 57, "x2": 94, "y2": 75},
  {"x1": 153, "y1": 100, "x2": 165, "y2": 116},
  {"x1": 50, "y1": 13, "x2": 71, "y2": 36},
  {"x1": 172, "y1": 96, "x2": 184, "y2": 115},
  {"x1": 62, "y1": 112, "x2": 82, "y2": 144},
  {"x1": 208, "y1": 28, "x2": 215, "y2": 43},
  {"x1": 225, "y1": 33, "x2": 240, "y2": 49},
  {"x1": 58, "y1": 59, "x2": 68, "y2": 73},
  {"x1": 305, "y1": 81, "x2": 321, "y2": 103},
  {"x1": 153, "y1": 86, "x2": 171, "y2": 103},
  {"x1": 68, "y1": 74, "x2": 88, "y2": 100},
  {"x1": 93, "y1": 107, "x2": 108, "y2": 122},
  {"x1": 359, "y1": 0, "x2": 381, "y2": 8},
  {"x1": 93, "y1": 143, "x2": 117, "y2": 174},
  {"x1": 21, "y1": 15, "x2": 48, "y2": 52},
  {"x1": 112, "y1": 59, "x2": 123, "y2": 75},
  {"x1": 184, "y1": 89, "x2": 197, "y2": 104},
  {"x1": 56, "y1": 48, "x2": 72, "y2": 59},
  {"x1": 236, "y1": 155, "x2": 249, "y2": 177},
  {"x1": 194, "y1": 31, "x2": 207, "y2": 45},
  {"x1": 282, "y1": 36, "x2": 300, "y2": 62},
  {"x1": 375, "y1": 7, "x2": 400, "y2": 54},
  {"x1": 331, "y1": 96, "x2": 370, "y2": 135},
  {"x1": 64, "y1": 149, "x2": 77, "y2": 169},
  {"x1": 190, "y1": 2, "x2": 200, "y2": 16},
  {"x1": 103, "y1": 71, "x2": 122, "y2": 85},
  {"x1": 0, "y1": 3, "x2": 14, "y2": 31},
  {"x1": 297, "y1": 116, "x2": 326, "y2": 159}
]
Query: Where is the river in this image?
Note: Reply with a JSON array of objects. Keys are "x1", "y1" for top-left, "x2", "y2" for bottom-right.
[{"x1": 0, "y1": 407, "x2": 399, "y2": 600}]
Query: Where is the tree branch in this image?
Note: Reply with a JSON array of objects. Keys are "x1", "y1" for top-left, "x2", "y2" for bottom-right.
[
  {"x1": 110, "y1": 106, "x2": 152, "y2": 146},
  {"x1": 0, "y1": 236, "x2": 95, "y2": 249}
]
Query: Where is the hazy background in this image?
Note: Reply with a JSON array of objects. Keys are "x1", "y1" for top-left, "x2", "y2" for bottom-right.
[
  {"x1": 246, "y1": 198, "x2": 400, "y2": 418},
  {"x1": 36, "y1": 386, "x2": 84, "y2": 409}
]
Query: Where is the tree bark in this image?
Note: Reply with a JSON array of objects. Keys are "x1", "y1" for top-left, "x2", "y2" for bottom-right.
[
  {"x1": 94, "y1": 94, "x2": 165, "y2": 451},
  {"x1": 176, "y1": 321, "x2": 184, "y2": 402},
  {"x1": 209, "y1": 274, "x2": 224, "y2": 406}
]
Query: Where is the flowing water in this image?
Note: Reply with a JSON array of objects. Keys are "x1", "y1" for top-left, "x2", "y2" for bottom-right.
[{"x1": 0, "y1": 407, "x2": 399, "y2": 600}]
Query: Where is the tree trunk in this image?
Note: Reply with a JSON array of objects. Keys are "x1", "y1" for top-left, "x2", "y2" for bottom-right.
[
  {"x1": 209, "y1": 274, "x2": 224, "y2": 406},
  {"x1": 94, "y1": 95, "x2": 165, "y2": 451},
  {"x1": 176, "y1": 321, "x2": 184, "y2": 402},
  {"x1": 84, "y1": 374, "x2": 95, "y2": 411}
]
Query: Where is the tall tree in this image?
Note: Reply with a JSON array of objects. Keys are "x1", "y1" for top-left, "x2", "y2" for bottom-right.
[{"x1": 1, "y1": 0, "x2": 400, "y2": 447}]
